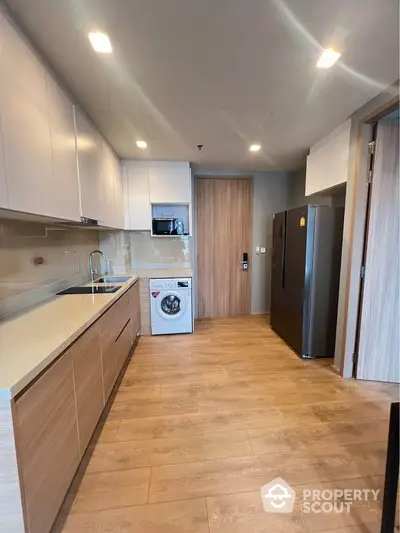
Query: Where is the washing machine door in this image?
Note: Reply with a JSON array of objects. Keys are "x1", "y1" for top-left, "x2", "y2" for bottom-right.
[{"x1": 155, "y1": 291, "x2": 186, "y2": 320}]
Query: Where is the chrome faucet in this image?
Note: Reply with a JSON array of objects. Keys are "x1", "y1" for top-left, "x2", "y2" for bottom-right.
[
  {"x1": 88, "y1": 250, "x2": 108, "y2": 282},
  {"x1": 62, "y1": 250, "x2": 81, "y2": 276}
]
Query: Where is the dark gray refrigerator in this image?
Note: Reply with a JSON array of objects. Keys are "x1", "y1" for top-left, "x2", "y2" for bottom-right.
[{"x1": 270, "y1": 205, "x2": 344, "y2": 358}]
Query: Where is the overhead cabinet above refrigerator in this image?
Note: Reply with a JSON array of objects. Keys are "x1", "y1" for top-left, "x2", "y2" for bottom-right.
[{"x1": 271, "y1": 205, "x2": 344, "y2": 359}]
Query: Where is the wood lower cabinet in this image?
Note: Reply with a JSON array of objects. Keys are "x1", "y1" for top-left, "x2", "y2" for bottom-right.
[
  {"x1": 70, "y1": 321, "x2": 104, "y2": 455},
  {"x1": 100, "y1": 304, "x2": 117, "y2": 400},
  {"x1": 139, "y1": 278, "x2": 151, "y2": 335},
  {"x1": 130, "y1": 280, "x2": 141, "y2": 341},
  {"x1": 13, "y1": 353, "x2": 80, "y2": 533},
  {"x1": 9, "y1": 284, "x2": 141, "y2": 533},
  {"x1": 100, "y1": 288, "x2": 133, "y2": 399},
  {"x1": 115, "y1": 317, "x2": 132, "y2": 375}
]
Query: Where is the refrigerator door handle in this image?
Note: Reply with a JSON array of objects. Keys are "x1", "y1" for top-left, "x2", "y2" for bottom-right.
[{"x1": 281, "y1": 218, "x2": 287, "y2": 289}]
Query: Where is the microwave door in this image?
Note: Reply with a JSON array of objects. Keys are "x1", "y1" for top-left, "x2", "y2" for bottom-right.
[{"x1": 153, "y1": 219, "x2": 173, "y2": 235}]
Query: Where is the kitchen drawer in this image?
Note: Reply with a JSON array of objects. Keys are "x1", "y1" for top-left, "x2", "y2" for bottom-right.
[
  {"x1": 100, "y1": 291, "x2": 130, "y2": 348},
  {"x1": 113, "y1": 291, "x2": 131, "y2": 329},
  {"x1": 115, "y1": 316, "x2": 132, "y2": 375},
  {"x1": 100, "y1": 294, "x2": 132, "y2": 401}
]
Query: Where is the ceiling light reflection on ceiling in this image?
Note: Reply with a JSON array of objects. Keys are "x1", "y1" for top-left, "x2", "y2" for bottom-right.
[
  {"x1": 88, "y1": 32, "x2": 112, "y2": 53},
  {"x1": 317, "y1": 48, "x2": 341, "y2": 68},
  {"x1": 136, "y1": 140, "x2": 148, "y2": 149},
  {"x1": 249, "y1": 144, "x2": 261, "y2": 152}
]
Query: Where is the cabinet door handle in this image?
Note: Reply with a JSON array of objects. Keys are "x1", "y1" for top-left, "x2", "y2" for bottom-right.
[{"x1": 115, "y1": 319, "x2": 130, "y2": 343}]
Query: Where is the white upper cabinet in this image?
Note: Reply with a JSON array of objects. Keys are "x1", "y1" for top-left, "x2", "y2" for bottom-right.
[
  {"x1": 306, "y1": 120, "x2": 351, "y2": 196},
  {"x1": 101, "y1": 140, "x2": 125, "y2": 229},
  {"x1": 0, "y1": 117, "x2": 7, "y2": 209},
  {"x1": 75, "y1": 111, "x2": 123, "y2": 227},
  {"x1": 0, "y1": 16, "x2": 7, "y2": 209},
  {"x1": 75, "y1": 108, "x2": 103, "y2": 222},
  {"x1": 0, "y1": 14, "x2": 53, "y2": 217},
  {"x1": 148, "y1": 162, "x2": 191, "y2": 204},
  {"x1": 100, "y1": 140, "x2": 115, "y2": 227},
  {"x1": 112, "y1": 153, "x2": 124, "y2": 229},
  {"x1": 0, "y1": 10, "x2": 125, "y2": 225},
  {"x1": 123, "y1": 160, "x2": 192, "y2": 231},
  {"x1": 46, "y1": 76, "x2": 80, "y2": 221},
  {"x1": 124, "y1": 162, "x2": 151, "y2": 230}
]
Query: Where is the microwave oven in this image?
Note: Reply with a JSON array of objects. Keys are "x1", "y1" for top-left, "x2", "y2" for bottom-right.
[{"x1": 152, "y1": 217, "x2": 185, "y2": 235}]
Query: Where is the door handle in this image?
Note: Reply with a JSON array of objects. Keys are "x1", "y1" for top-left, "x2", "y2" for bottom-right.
[
  {"x1": 281, "y1": 217, "x2": 287, "y2": 289},
  {"x1": 241, "y1": 253, "x2": 248, "y2": 271}
]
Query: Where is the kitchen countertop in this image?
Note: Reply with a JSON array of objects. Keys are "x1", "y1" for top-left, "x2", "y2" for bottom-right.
[
  {"x1": 0, "y1": 268, "x2": 193, "y2": 399},
  {"x1": 0, "y1": 275, "x2": 140, "y2": 398}
]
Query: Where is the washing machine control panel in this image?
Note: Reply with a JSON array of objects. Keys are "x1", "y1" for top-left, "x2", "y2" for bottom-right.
[{"x1": 149, "y1": 278, "x2": 192, "y2": 291}]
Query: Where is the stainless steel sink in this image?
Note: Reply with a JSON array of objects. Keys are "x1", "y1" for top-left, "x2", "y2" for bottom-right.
[
  {"x1": 96, "y1": 277, "x2": 131, "y2": 283},
  {"x1": 57, "y1": 285, "x2": 122, "y2": 295}
]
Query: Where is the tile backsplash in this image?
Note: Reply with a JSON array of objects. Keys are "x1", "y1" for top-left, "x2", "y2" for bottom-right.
[
  {"x1": 0, "y1": 222, "x2": 192, "y2": 318},
  {"x1": 129, "y1": 232, "x2": 191, "y2": 270},
  {"x1": 99, "y1": 231, "x2": 192, "y2": 272},
  {"x1": 0, "y1": 219, "x2": 99, "y2": 317}
]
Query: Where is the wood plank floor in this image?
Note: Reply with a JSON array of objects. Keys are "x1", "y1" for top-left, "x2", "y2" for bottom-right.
[{"x1": 53, "y1": 316, "x2": 399, "y2": 533}]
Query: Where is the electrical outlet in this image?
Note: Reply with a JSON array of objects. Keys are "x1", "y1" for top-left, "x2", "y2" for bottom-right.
[{"x1": 260, "y1": 247, "x2": 266, "y2": 254}]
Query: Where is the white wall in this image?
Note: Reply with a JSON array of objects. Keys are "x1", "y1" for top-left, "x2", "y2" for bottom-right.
[
  {"x1": 306, "y1": 120, "x2": 351, "y2": 196},
  {"x1": 191, "y1": 167, "x2": 293, "y2": 315},
  {"x1": 290, "y1": 169, "x2": 332, "y2": 208}
]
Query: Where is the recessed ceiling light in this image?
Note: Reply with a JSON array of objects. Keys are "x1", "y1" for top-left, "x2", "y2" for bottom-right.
[
  {"x1": 136, "y1": 140, "x2": 147, "y2": 149},
  {"x1": 317, "y1": 48, "x2": 341, "y2": 68},
  {"x1": 249, "y1": 144, "x2": 261, "y2": 152},
  {"x1": 88, "y1": 32, "x2": 112, "y2": 54}
]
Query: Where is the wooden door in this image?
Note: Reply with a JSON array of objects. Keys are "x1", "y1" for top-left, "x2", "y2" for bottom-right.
[
  {"x1": 357, "y1": 118, "x2": 399, "y2": 383},
  {"x1": 197, "y1": 177, "x2": 252, "y2": 317}
]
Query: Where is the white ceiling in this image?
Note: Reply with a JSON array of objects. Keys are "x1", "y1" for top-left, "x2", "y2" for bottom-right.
[{"x1": 4, "y1": 0, "x2": 399, "y2": 170}]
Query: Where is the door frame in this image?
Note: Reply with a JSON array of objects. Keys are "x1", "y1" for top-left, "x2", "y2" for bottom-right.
[
  {"x1": 353, "y1": 114, "x2": 399, "y2": 380},
  {"x1": 335, "y1": 82, "x2": 399, "y2": 378},
  {"x1": 194, "y1": 175, "x2": 254, "y2": 318},
  {"x1": 351, "y1": 122, "x2": 377, "y2": 377}
]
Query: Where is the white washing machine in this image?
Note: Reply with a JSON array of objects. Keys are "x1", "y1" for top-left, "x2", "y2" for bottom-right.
[{"x1": 150, "y1": 278, "x2": 193, "y2": 335}]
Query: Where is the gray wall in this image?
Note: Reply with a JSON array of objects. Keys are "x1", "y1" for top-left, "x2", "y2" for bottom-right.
[{"x1": 191, "y1": 167, "x2": 293, "y2": 315}]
